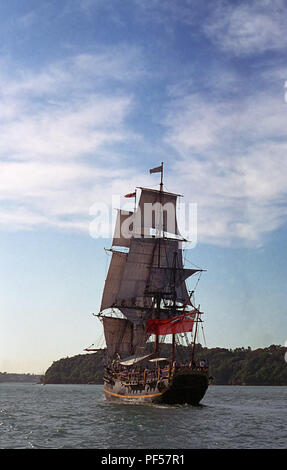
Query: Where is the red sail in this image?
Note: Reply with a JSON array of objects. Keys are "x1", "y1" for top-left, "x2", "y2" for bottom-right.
[{"x1": 146, "y1": 311, "x2": 196, "y2": 335}]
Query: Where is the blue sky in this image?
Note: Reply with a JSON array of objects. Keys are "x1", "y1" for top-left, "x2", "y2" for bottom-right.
[{"x1": 1, "y1": 0, "x2": 287, "y2": 373}]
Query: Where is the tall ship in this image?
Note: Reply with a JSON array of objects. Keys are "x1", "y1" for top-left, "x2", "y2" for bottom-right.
[{"x1": 89, "y1": 163, "x2": 209, "y2": 404}]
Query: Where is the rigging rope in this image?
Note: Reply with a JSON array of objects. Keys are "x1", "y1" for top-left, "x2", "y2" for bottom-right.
[{"x1": 201, "y1": 324, "x2": 207, "y2": 347}]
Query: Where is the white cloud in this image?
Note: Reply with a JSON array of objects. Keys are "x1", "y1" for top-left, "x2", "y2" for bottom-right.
[
  {"x1": 204, "y1": 0, "x2": 287, "y2": 56},
  {"x1": 79, "y1": 0, "x2": 287, "y2": 58},
  {"x1": 0, "y1": 49, "x2": 144, "y2": 232},
  {"x1": 1, "y1": 5, "x2": 287, "y2": 247},
  {"x1": 1, "y1": 45, "x2": 143, "y2": 98},
  {"x1": 164, "y1": 86, "x2": 287, "y2": 246},
  {"x1": 0, "y1": 95, "x2": 132, "y2": 160}
]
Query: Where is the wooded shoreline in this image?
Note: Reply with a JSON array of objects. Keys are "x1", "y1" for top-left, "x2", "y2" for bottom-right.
[{"x1": 42, "y1": 344, "x2": 287, "y2": 386}]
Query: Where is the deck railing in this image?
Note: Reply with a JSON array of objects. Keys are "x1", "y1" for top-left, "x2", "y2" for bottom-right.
[{"x1": 106, "y1": 362, "x2": 208, "y2": 385}]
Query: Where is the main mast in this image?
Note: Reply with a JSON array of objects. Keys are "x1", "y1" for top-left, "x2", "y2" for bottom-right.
[{"x1": 151, "y1": 162, "x2": 164, "y2": 354}]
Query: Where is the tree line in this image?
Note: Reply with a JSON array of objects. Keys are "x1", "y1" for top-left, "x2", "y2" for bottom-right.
[{"x1": 42, "y1": 344, "x2": 287, "y2": 385}]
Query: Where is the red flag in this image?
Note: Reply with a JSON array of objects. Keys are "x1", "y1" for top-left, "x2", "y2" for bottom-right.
[
  {"x1": 149, "y1": 164, "x2": 162, "y2": 174},
  {"x1": 146, "y1": 311, "x2": 196, "y2": 335},
  {"x1": 124, "y1": 192, "x2": 136, "y2": 198}
]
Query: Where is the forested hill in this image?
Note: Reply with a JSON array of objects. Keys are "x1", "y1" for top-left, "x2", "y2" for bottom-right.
[{"x1": 42, "y1": 344, "x2": 287, "y2": 386}]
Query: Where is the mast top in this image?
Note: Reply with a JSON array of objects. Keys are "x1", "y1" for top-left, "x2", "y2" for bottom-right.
[
  {"x1": 160, "y1": 161, "x2": 163, "y2": 192},
  {"x1": 149, "y1": 162, "x2": 164, "y2": 192}
]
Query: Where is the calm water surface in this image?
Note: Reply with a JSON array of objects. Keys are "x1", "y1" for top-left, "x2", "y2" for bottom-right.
[{"x1": 0, "y1": 383, "x2": 286, "y2": 449}]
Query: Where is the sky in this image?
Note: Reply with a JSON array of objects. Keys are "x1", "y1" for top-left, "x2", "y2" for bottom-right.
[{"x1": 0, "y1": 0, "x2": 287, "y2": 373}]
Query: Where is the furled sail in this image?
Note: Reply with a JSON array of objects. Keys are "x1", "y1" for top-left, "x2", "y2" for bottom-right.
[{"x1": 102, "y1": 317, "x2": 133, "y2": 358}]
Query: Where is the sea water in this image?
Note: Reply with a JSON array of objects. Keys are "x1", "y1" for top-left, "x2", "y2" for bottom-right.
[{"x1": 0, "y1": 383, "x2": 286, "y2": 449}]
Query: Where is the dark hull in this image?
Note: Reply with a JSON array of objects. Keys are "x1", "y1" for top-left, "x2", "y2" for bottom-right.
[{"x1": 104, "y1": 370, "x2": 208, "y2": 405}]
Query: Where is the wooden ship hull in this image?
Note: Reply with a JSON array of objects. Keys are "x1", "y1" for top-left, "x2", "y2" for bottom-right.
[{"x1": 104, "y1": 368, "x2": 209, "y2": 405}]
